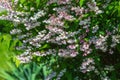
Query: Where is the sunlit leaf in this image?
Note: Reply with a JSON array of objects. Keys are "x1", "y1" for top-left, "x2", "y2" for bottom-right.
[{"x1": 79, "y1": 0, "x2": 85, "y2": 7}]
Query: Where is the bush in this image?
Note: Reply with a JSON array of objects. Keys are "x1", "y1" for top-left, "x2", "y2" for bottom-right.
[{"x1": 0, "y1": 0, "x2": 120, "y2": 79}]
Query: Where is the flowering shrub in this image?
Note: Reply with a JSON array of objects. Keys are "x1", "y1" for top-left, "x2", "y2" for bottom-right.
[{"x1": 0, "y1": 0, "x2": 120, "y2": 79}]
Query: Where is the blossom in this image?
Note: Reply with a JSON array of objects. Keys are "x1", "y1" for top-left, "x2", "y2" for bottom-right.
[
  {"x1": 0, "y1": 0, "x2": 12, "y2": 11},
  {"x1": 0, "y1": 1, "x2": 119, "y2": 77},
  {"x1": 43, "y1": 15, "x2": 64, "y2": 26},
  {"x1": 58, "y1": 0, "x2": 70, "y2": 4},
  {"x1": 92, "y1": 25, "x2": 99, "y2": 33},
  {"x1": 71, "y1": 7, "x2": 85, "y2": 16},
  {"x1": 80, "y1": 42, "x2": 90, "y2": 51},
  {"x1": 87, "y1": 1, "x2": 103, "y2": 14},
  {"x1": 67, "y1": 44, "x2": 78, "y2": 49},
  {"x1": 58, "y1": 11, "x2": 75, "y2": 21},
  {"x1": 10, "y1": 29, "x2": 22, "y2": 35},
  {"x1": 58, "y1": 49, "x2": 78, "y2": 58},
  {"x1": 80, "y1": 58, "x2": 95, "y2": 73}
]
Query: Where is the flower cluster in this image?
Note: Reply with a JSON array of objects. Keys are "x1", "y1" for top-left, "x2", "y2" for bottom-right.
[
  {"x1": 0, "y1": 0, "x2": 120, "y2": 77},
  {"x1": 80, "y1": 58, "x2": 95, "y2": 73},
  {"x1": 0, "y1": 0, "x2": 12, "y2": 11}
]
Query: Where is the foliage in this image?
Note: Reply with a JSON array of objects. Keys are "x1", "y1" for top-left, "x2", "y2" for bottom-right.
[
  {"x1": 0, "y1": 62, "x2": 52, "y2": 80},
  {"x1": 0, "y1": 34, "x2": 20, "y2": 79},
  {"x1": 0, "y1": 0, "x2": 120, "y2": 80},
  {"x1": 0, "y1": 34, "x2": 18, "y2": 68}
]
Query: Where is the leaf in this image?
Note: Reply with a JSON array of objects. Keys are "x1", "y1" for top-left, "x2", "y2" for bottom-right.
[
  {"x1": 0, "y1": 10, "x2": 7, "y2": 16},
  {"x1": 65, "y1": 72, "x2": 72, "y2": 80},
  {"x1": 2, "y1": 34, "x2": 11, "y2": 49},
  {"x1": 43, "y1": 66, "x2": 47, "y2": 77},
  {"x1": 110, "y1": 71, "x2": 117, "y2": 80},
  {"x1": 116, "y1": 44, "x2": 120, "y2": 52},
  {"x1": 39, "y1": 44, "x2": 49, "y2": 50},
  {"x1": 84, "y1": 38, "x2": 89, "y2": 42},
  {"x1": 0, "y1": 34, "x2": 15, "y2": 71},
  {"x1": 0, "y1": 70, "x2": 15, "y2": 80},
  {"x1": 20, "y1": 0, "x2": 25, "y2": 4},
  {"x1": 117, "y1": 5, "x2": 120, "y2": 17},
  {"x1": 37, "y1": 57, "x2": 41, "y2": 61},
  {"x1": 79, "y1": 0, "x2": 85, "y2": 7},
  {"x1": 13, "y1": 57, "x2": 20, "y2": 67},
  {"x1": 12, "y1": 0, "x2": 14, "y2": 3},
  {"x1": 99, "y1": 31, "x2": 105, "y2": 35},
  {"x1": 36, "y1": 0, "x2": 40, "y2": 7},
  {"x1": 9, "y1": 39, "x2": 19, "y2": 51},
  {"x1": 83, "y1": 13, "x2": 89, "y2": 17}
]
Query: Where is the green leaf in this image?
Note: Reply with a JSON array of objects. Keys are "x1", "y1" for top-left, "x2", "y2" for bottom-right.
[
  {"x1": 79, "y1": 0, "x2": 85, "y2": 7},
  {"x1": 84, "y1": 38, "x2": 89, "y2": 42},
  {"x1": 20, "y1": 0, "x2": 26, "y2": 4},
  {"x1": 13, "y1": 57, "x2": 20, "y2": 67},
  {"x1": 43, "y1": 66, "x2": 47, "y2": 77},
  {"x1": 0, "y1": 10, "x2": 7, "y2": 16},
  {"x1": 117, "y1": 5, "x2": 120, "y2": 17},
  {"x1": 37, "y1": 57, "x2": 41, "y2": 61},
  {"x1": 65, "y1": 72, "x2": 72, "y2": 80},
  {"x1": 99, "y1": 31, "x2": 105, "y2": 35},
  {"x1": 83, "y1": 13, "x2": 89, "y2": 17},
  {"x1": 39, "y1": 44, "x2": 49, "y2": 50},
  {"x1": 36, "y1": 0, "x2": 40, "y2": 7},
  {"x1": 12, "y1": 0, "x2": 14, "y2": 3}
]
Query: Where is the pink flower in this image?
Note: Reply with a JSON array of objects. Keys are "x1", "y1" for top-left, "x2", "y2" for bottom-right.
[
  {"x1": 68, "y1": 44, "x2": 77, "y2": 49},
  {"x1": 82, "y1": 42, "x2": 90, "y2": 50},
  {"x1": 70, "y1": 51, "x2": 78, "y2": 57},
  {"x1": 71, "y1": 7, "x2": 84, "y2": 16},
  {"x1": 58, "y1": 0, "x2": 70, "y2": 4},
  {"x1": 58, "y1": 11, "x2": 75, "y2": 21},
  {"x1": 80, "y1": 39, "x2": 85, "y2": 43},
  {"x1": 86, "y1": 28, "x2": 89, "y2": 33}
]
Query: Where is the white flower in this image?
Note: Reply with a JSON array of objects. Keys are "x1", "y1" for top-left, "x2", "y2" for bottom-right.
[{"x1": 10, "y1": 29, "x2": 22, "y2": 34}]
